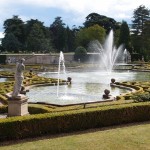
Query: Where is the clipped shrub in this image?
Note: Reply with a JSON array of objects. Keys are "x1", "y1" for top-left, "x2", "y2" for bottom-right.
[
  {"x1": 116, "y1": 96, "x2": 125, "y2": 101},
  {"x1": 74, "y1": 46, "x2": 87, "y2": 62},
  {"x1": 28, "y1": 105, "x2": 51, "y2": 114},
  {"x1": 124, "y1": 94, "x2": 132, "y2": 100}
]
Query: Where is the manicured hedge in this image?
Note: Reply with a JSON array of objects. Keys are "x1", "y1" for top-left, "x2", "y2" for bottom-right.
[
  {"x1": 0, "y1": 105, "x2": 50, "y2": 115},
  {"x1": 28, "y1": 105, "x2": 52, "y2": 114},
  {"x1": 0, "y1": 102, "x2": 150, "y2": 141}
]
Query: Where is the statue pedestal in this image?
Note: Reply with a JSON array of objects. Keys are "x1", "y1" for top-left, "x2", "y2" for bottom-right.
[{"x1": 8, "y1": 94, "x2": 29, "y2": 117}]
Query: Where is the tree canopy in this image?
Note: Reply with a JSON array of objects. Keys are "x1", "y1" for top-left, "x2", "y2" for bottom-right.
[
  {"x1": 132, "y1": 5, "x2": 150, "y2": 35},
  {"x1": 1, "y1": 4, "x2": 150, "y2": 62},
  {"x1": 76, "y1": 24, "x2": 106, "y2": 49},
  {"x1": 131, "y1": 5, "x2": 150, "y2": 56},
  {"x1": 83, "y1": 13, "x2": 120, "y2": 33},
  {"x1": 118, "y1": 21, "x2": 131, "y2": 52}
]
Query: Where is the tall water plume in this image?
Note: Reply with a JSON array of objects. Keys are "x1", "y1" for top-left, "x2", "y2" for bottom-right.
[
  {"x1": 57, "y1": 51, "x2": 66, "y2": 97},
  {"x1": 88, "y1": 30, "x2": 124, "y2": 72}
]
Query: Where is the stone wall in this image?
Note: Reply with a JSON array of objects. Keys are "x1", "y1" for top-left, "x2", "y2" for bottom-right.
[{"x1": 1, "y1": 53, "x2": 74, "y2": 64}]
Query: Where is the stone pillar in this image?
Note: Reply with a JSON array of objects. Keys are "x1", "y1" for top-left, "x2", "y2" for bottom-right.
[{"x1": 8, "y1": 94, "x2": 29, "y2": 117}]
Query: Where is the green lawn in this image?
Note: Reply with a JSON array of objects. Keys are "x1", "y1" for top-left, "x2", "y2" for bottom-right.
[{"x1": 0, "y1": 122, "x2": 150, "y2": 150}]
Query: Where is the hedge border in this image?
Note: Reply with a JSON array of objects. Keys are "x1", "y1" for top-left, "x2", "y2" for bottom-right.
[{"x1": 0, "y1": 102, "x2": 150, "y2": 141}]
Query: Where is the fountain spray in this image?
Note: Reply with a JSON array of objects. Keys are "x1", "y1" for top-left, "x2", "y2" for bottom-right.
[{"x1": 57, "y1": 51, "x2": 66, "y2": 97}]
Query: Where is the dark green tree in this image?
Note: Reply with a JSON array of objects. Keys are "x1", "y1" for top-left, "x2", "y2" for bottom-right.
[
  {"x1": 3, "y1": 15, "x2": 25, "y2": 49},
  {"x1": 142, "y1": 21, "x2": 150, "y2": 60},
  {"x1": 26, "y1": 23, "x2": 52, "y2": 52},
  {"x1": 83, "y1": 13, "x2": 120, "y2": 33},
  {"x1": 2, "y1": 33, "x2": 21, "y2": 52},
  {"x1": 25, "y1": 19, "x2": 44, "y2": 36},
  {"x1": 118, "y1": 21, "x2": 131, "y2": 52},
  {"x1": 132, "y1": 5, "x2": 150, "y2": 54},
  {"x1": 65, "y1": 26, "x2": 76, "y2": 52},
  {"x1": 25, "y1": 19, "x2": 53, "y2": 52},
  {"x1": 49, "y1": 17, "x2": 66, "y2": 52},
  {"x1": 132, "y1": 5, "x2": 150, "y2": 35}
]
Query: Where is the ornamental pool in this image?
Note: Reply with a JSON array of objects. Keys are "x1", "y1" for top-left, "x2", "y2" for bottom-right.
[{"x1": 26, "y1": 70, "x2": 150, "y2": 105}]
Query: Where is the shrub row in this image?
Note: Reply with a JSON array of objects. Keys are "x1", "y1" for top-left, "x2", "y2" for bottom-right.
[
  {"x1": 0, "y1": 102, "x2": 150, "y2": 141},
  {"x1": 0, "y1": 105, "x2": 50, "y2": 115},
  {"x1": 28, "y1": 105, "x2": 52, "y2": 114}
]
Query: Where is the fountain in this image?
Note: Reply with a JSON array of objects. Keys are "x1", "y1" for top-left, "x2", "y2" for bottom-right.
[
  {"x1": 57, "y1": 51, "x2": 66, "y2": 97},
  {"x1": 88, "y1": 30, "x2": 124, "y2": 72},
  {"x1": 123, "y1": 49, "x2": 130, "y2": 64}
]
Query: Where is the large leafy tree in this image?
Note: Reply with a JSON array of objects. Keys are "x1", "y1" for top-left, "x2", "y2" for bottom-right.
[
  {"x1": 3, "y1": 15, "x2": 25, "y2": 48},
  {"x1": 49, "y1": 17, "x2": 66, "y2": 52},
  {"x1": 132, "y1": 5, "x2": 150, "y2": 35},
  {"x1": 2, "y1": 33, "x2": 21, "y2": 52},
  {"x1": 25, "y1": 19, "x2": 44, "y2": 36},
  {"x1": 25, "y1": 19, "x2": 53, "y2": 52},
  {"x1": 76, "y1": 24, "x2": 106, "y2": 49},
  {"x1": 83, "y1": 13, "x2": 120, "y2": 33},
  {"x1": 132, "y1": 5, "x2": 150, "y2": 54},
  {"x1": 26, "y1": 23, "x2": 52, "y2": 52},
  {"x1": 118, "y1": 21, "x2": 131, "y2": 52},
  {"x1": 142, "y1": 21, "x2": 150, "y2": 60},
  {"x1": 65, "y1": 26, "x2": 76, "y2": 52}
]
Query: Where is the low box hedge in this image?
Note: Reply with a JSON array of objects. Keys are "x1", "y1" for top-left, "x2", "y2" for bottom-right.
[
  {"x1": 0, "y1": 105, "x2": 50, "y2": 115},
  {"x1": 28, "y1": 105, "x2": 52, "y2": 114},
  {"x1": 0, "y1": 102, "x2": 150, "y2": 141}
]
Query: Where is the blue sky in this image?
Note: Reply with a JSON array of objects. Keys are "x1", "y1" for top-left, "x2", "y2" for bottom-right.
[{"x1": 0, "y1": 0, "x2": 150, "y2": 38}]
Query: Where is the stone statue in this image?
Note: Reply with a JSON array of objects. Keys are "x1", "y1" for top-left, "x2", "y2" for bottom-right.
[{"x1": 12, "y1": 58, "x2": 25, "y2": 98}]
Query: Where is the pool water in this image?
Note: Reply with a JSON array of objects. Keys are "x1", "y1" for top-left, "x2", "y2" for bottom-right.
[{"x1": 27, "y1": 70, "x2": 150, "y2": 105}]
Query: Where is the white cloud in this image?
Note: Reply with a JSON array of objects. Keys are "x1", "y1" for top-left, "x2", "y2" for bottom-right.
[
  {"x1": 17, "y1": 0, "x2": 150, "y2": 23},
  {"x1": 16, "y1": 0, "x2": 150, "y2": 12},
  {"x1": 0, "y1": 0, "x2": 150, "y2": 30}
]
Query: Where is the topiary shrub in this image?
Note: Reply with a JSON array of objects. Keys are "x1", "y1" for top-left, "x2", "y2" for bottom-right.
[{"x1": 74, "y1": 46, "x2": 87, "y2": 62}]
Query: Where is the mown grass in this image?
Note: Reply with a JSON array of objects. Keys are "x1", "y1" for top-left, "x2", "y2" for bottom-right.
[{"x1": 0, "y1": 122, "x2": 150, "y2": 150}]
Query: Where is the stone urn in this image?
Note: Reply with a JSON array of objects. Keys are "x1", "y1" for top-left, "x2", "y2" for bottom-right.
[
  {"x1": 67, "y1": 77, "x2": 72, "y2": 84},
  {"x1": 111, "y1": 78, "x2": 115, "y2": 83},
  {"x1": 103, "y1": 89, "x2": 110, "y2": 99}
]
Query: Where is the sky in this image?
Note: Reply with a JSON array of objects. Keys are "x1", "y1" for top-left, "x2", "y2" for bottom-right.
[{"x1": 0, "y1": 0, "x2": 150, "y2": 38}]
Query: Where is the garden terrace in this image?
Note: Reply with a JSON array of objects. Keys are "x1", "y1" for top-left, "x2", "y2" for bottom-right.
[{"x1": 0, "y1": 65, "x2": 150, "y2": 141}]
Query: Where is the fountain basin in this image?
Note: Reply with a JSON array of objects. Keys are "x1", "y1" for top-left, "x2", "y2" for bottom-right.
[
  {"x1": 28, "y1": 92, "x2": 115, "y2": 106},
  {"x1": 26, "y1": 70, "x2": 149, "y2": 106}
]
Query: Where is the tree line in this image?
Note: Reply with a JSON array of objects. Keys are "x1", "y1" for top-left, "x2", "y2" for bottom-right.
[{"x1": 0, "y1": 5, "x2": 150, "y2": 60}]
